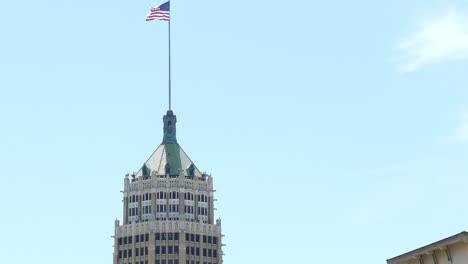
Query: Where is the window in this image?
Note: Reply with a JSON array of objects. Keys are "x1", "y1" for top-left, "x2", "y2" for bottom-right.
[
  {"x1": 145, "y1": 234, "x2": 149, "y2": 241},
  {"x1": 198, "y1": 194, "x2": 207, "y2": 203},
  {"x1": 119, "y1": 237, "x2": 122, "y2": 245},
  {"x1": 118, "y1": 250, "x2": 122, "y2": 259},
  {"x1": 196, "y1": 235, "x2": 200, "y2": 242},
  {"x1": 130, "y1": 195, "x2": 140, "y2": 203},
  {"x1": 157, "y1": 192, "x2": 167, "y2": 199},
  {"x1": 136, "y1": 235, "x2": 139, "y2": 243},
  {"x1": 130, "y1": 208, "x2": 139, "y2": 217},
  {"x1": 128, "y1": 249, "x2": 132, "y2": 257},
  {"x1": 136, "y1": 248, "x2": 139, "y2": 256},
  {"x1": 170, "y1": 204, "x2": 178, "y2": 213},
  {"x1": 142, "y1": 165, "x2": 149, "y2": 177},
  {"x1": 174, "y1": 246, "x2": 179, "y2": 254},
  {"x1": 174, "y1": 233, "x2": 179, "y2": 240},
  {"x1": 165, "y1": 163, "x2": 171, "y2": 175},
  {"x1": 161, "y1": 246, "x2": 166, "y2": 254},
  {"x1": 203, "y1": 236, "x2": 206, "y2": 243},
  {"x1": 129, "y1": 236, "x2": 132, "y2": 244},
  {"x1": 208, "y1": 236, "x2": 212, "y2": 244},
  {"x1": 168, "y1": 246, "x2": 173, "y2": 254},
  {"x1": 158, "y1": 205, "x2": 167, "y2": 213},
  {"x1": 213, "y1": 237, "x2": 217, "y2": 244},
  {"x1": 203, "y1": 248, "x2": 207, "y2": 257},
  {"x1": 188, "y1": 165, "x2": 195, "y2": 176},
  {"x1": 142, "y1": 193, "x2": 151, "y2": 200},
  {"x1": 156, "y1": 233, "x2": 160, "y2": 240}
]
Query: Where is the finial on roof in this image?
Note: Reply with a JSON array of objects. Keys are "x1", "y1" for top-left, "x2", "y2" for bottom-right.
[{"x1": 162, "y1": 110, "x2": 177, "y2": 144}]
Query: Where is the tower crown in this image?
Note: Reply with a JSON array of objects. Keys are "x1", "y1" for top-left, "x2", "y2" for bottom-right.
[{"x1": 134, "y1": 110, "x2": 202, "y2": 178}]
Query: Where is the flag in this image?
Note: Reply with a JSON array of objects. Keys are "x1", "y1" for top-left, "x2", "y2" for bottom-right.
[{"x1": 146, "y1": 1, "x2": 170, "y2": 21}]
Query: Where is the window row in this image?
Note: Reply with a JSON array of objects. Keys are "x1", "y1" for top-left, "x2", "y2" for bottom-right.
[
  {"x1": 186, "y1": 262, "x2": 216, "y2": 264},
  {"x1": 118, "y1": 234, "x2": 150, "y2": 245},
  {"x1": 133, "y1": 205, "x2": 208, "y2": 215},
  {"x1": 155, "y1": 245, "x2": 180, "y2": 254},
  {"x1": 185, "y1": 247, "x2": 217, "y2": 257},
  {"x1": 125, "y1": 261, "x2": 148, "y2": 264},
  {"x1": 118, "y1": 247, "x2": 149, "y2": 259},
  {"x1": 155, "y1": 260, "x2": 179, "y2": 264},
  {"x1": 130, "y1": 193, "x2": 208, "y2": 202},
  {"x1": 155, "y1": 232, "x2": 179, "y2": 241},
  {"x1": 185, "y1": 234, "x2": 218, "y2": 244}
]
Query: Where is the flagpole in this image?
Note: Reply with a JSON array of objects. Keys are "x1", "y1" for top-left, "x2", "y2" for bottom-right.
[{"x1": 168, "y1": 14, "x2": 172, "y2": 111}]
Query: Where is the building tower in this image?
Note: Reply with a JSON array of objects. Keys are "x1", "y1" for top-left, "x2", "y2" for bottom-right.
[{"x1": 113, "y1": 110, "x2": 223, "y2": 264}]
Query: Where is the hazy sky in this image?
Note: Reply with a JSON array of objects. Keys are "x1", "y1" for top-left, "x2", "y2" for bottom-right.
[{"x1": 1, "y1": 0, "x2": 468, "y2": 263}]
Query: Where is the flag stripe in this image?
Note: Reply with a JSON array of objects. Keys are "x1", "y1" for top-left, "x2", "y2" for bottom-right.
[{"x1": 148, "y1": 14, "x2": 169, "y2": 17}]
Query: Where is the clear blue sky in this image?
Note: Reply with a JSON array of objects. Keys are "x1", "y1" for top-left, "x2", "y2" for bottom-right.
[{"x1": 2, "y1": 0, "x2": 468, "y2": 263}]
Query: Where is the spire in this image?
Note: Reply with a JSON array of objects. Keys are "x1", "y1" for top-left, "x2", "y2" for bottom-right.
[
  {"x1": 134, "y1": 110, "x2": 203, "y2": 178},
  {"x1": 162, "y1": 110, "x2": 177, "y2": 144}
]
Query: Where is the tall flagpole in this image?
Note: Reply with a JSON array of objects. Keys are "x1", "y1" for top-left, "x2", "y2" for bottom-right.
[{"x1": 168, "y1": 13, "x2": 172, "y2": 110}]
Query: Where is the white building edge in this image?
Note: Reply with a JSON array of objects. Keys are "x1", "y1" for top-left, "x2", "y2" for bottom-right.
[{"x1": 387, "y1": 231, "x2": 468, "y2": 264}]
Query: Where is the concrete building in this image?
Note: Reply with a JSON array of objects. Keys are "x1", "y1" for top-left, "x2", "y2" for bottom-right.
[
  {"x1": 387, "y1": 232, "x2": 468, "y2": 264},
  {"x1": 113, "y1": 110, "x2": 223, "y2": 264}
]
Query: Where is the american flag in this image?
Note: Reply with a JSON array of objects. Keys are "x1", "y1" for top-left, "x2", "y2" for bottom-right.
[{"x1": 146, "y1": 1, "x2": 170, "y2": 21}]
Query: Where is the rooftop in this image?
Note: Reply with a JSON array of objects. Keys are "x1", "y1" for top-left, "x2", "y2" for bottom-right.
[{"x1": 387, "y1": 231, "x2": 468, "y2": 264}]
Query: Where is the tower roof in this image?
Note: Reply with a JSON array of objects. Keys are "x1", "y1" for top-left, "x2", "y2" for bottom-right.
[
  {"x1": 135, "y1": 110, "x2": 202, "y2": 178},
  {"x1": 135, "y1": 143, "x2": 202, "y2": 177}
]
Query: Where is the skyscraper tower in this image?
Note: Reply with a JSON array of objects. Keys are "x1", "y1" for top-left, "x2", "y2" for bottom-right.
[{"x1": 113, "y1": 110, "x2": 223, "y2": 264}]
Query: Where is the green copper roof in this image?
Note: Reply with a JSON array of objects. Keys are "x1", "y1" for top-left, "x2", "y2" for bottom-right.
[
  {"x1": 135, "y1": 143, "x2": 202, "y2": 177},
  {"x1": 135, "y1": 110, "x2": 202, "y2": 178}
]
